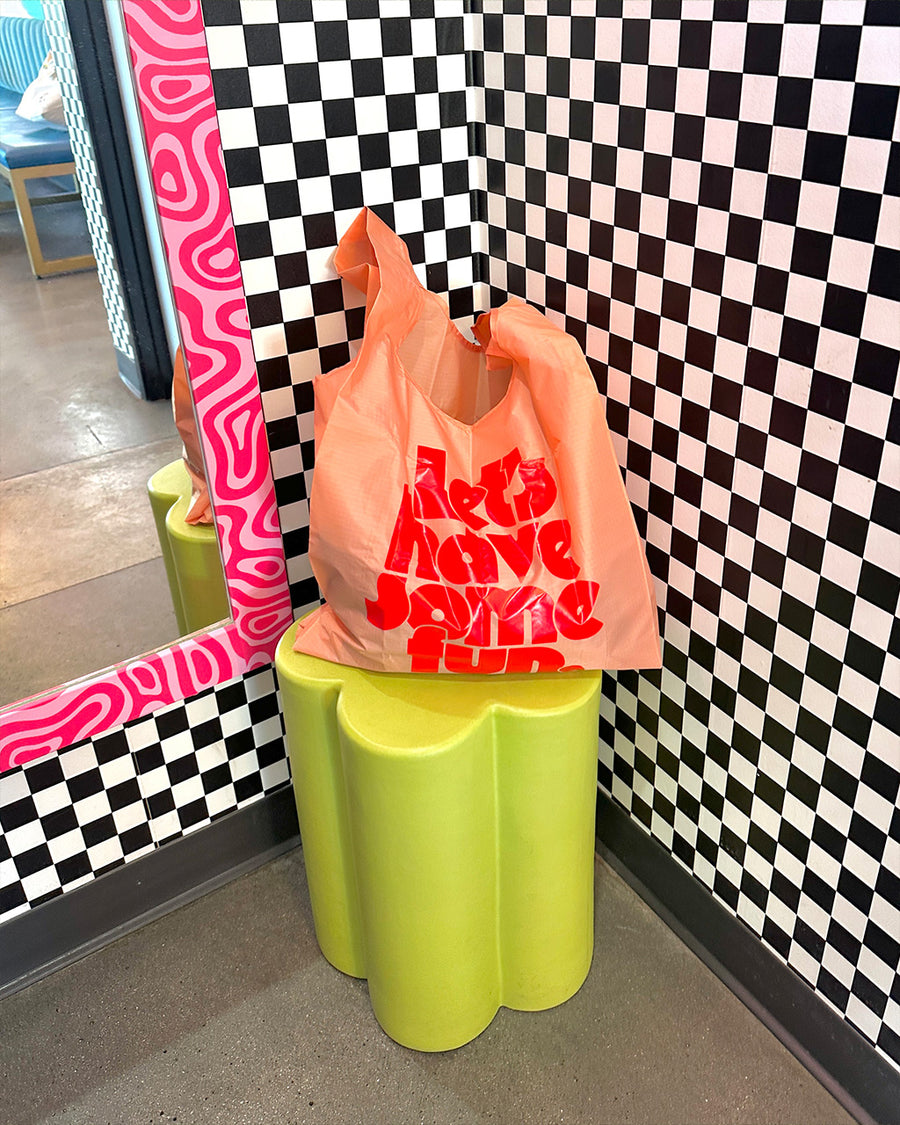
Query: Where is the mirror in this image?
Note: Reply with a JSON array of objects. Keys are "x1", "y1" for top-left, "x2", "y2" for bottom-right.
[{"x1": 0, "y1": 0, "x2": 293, "y2": 772}]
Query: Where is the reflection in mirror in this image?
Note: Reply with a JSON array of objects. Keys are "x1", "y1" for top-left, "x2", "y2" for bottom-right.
[
  {"x1": 0, "y1": 233, "x2": 213, "y2": 706},
  {"x1": 0, "y1": 2, "x2": 224, "y2": 709},
  {"x1": 0, "y1": 0, "x2": 291, "y2": 774}
]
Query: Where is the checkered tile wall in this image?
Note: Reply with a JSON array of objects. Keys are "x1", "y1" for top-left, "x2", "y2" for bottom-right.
[
  {"x1": 0, "y1": 667, "x2": 286, "y2": 922},
  {"x1": 478, "y1": 0, "x2": 898, "y2": 1071}
]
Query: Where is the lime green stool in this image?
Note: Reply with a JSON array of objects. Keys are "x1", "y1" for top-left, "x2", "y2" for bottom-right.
[
  {"x1": 147, "y1": 460, "x2": 229, "y2": 636},
  {"x1": 276, "y1": 621, "x2": 602, "y2": 1052}
]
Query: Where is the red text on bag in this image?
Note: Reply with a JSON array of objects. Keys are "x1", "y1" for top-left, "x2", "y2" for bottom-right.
[{"x1": 365, "y1": 445, "x2": 603, "y2": 672}]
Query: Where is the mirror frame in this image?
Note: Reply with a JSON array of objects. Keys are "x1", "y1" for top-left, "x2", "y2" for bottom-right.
[{"x1": 0, "y1": 0, "x2": 293, "y2": 773}]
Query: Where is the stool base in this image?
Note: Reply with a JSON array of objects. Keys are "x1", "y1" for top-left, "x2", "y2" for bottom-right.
[{"x1": 276, "y1": 623, "x2": 602, "y2": 1052}]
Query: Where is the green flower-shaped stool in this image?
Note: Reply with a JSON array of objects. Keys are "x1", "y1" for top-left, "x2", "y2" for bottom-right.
[
  {"x1": 276, "y1": 622, "x2": 602, "y2": 1051},
  {"x1": 147, "y1": 460, "x2": 228, "y2": 636}
]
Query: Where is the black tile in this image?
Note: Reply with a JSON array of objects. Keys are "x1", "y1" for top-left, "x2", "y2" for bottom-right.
[
  {"x1": 822, "y1": 285, "x2": 866, "y2": 338},
  {"x1": 728, "y1": 214, "x2": 763, "y2": 264},
  {"x1": 224, "y1": 148, "x2": 262, "y2": 188},
  {"x1": 315, "y1": 21, "x2": 350, "y2": 61},
  {"x1": 56, "y1": 852, "x2": 92, "y2": 886},
  {"x1": 264, "y1": 180, "x2": 301, "y2": 220},
  {"x1": 802, "y1": 133, "x2": 847, "y2": 187},
  {"x1": 856, "y1": 339, "x2": 900, "y2": 396},
  {"x1": 809, "y1": 370, "x2": 851, "y2": 422},
  {"x1": 815, "y1": 25, "x2": 862, "y2": 81},
  {"x1": 744, "y1": 24, "x2": 783, "y2": 75},
  {"x1": 594, "y1": 61, "x2": 620, "y2": 104},
  {"x1": 570, "y1": 15, "x2": 596, "y2": 58},
  {"x1": 200, "y1": 0, "x2": 242, "y2": 25},
  {"x1": 707, "y1": 71, "x2": 742, "y2": 120},
  {"x1": 666, "y1": 202, "x2": 697, "y2": 245},
  {"x1": 870, "y1": 247, "x2": 900, "y2": 301},
  {"x1": 350, "y1": 58, "x2": 385, "y2": 97},
  {"x1": 762, "y1": 181, "x2": 800, "y2": 235},
  {"x1": 835, "y1": 189, "x2": 882, "y2": 243},
  {"x1": 754, "y1": 266, "x2": 789, "y2": 314},
  {"x1": 381, "y1": 17, "x2": 412, "y2": 55},
  {"x1": 243, "y1": 24, "x2": 282, "y2": 66},
  {"x1": 618, "y1": 106, "x2": 646, "y2": 149},
  {"x1": 647, "y1": 66, "x2": 677, "y2": 111},
  {"x1": 285, "y1": 62, "x2": 321, "y2": 103},
  {"x1": 275, "y1": 0, "x2": 311, "y2": 18},
  {"x1": 254, "y1": 105, "x2": 292, "y2": 145},
  {"x1": 774, "y1": 77, "x2": 812, "y2": 129},
  {"x1": 849, "y1": 84, "x2": 900, "y2": 140},
  {"x1": 322, "y1": 98, "x2": 357, "y2": 138},
  {"x1": 791, "y1": 228, "x2": 832, "y2": 280},
  {"x1": 679, "y1": 20, "x2": 712, "y2": 69},
  {"x1": 672, "y1": 114, "x2": 705, "y2": 161},
  {"x1": 622, "y1": 18, "x2": 650, "y2": 63},
  {"x1": 698, "y1": 163, "x2": 732, "y2": 211},
  {"x1": 735, "y1": 123, "x2": 772, "y2": 172},
  {"x1": 293, "y1": 138, "x2": 329, "y2": 179},
  {"x1": 211, "y1": 68, "x2": 252, "y2": 110}
]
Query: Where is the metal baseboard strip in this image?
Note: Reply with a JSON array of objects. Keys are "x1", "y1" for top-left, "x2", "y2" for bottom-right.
[
  {"x1": 596, "y1": 789, "x2": 899, "y2": 1125},
  {"x1": 0, "y1": 785, "x2": 300, "y2": 1001}
]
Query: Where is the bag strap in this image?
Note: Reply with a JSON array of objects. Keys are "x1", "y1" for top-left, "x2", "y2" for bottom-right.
[{"x1": 334, "y1": 208, "x2": 424, "y2": 345}]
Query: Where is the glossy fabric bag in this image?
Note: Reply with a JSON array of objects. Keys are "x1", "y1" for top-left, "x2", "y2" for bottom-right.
[{"x1": 293, "y1": 209, "x2": 660, "y2": 674}]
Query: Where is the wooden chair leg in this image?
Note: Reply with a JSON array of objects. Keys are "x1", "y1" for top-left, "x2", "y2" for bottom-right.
[{"x1": 2, "y1": 163, "x2": 94, "y2": 278}]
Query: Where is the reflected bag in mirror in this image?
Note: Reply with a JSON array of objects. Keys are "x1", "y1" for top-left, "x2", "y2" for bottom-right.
[
  {"x1": 294, "y1": 208, "x2": 661, "y2": 674},
  {"x1": 172, "y1": 346, "x2": 213, "y2": 526}
]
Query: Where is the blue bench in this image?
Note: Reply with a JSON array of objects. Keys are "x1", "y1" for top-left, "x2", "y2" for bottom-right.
[{"x1": 0, "y1": 14, "x2": 93, "y2": 277}]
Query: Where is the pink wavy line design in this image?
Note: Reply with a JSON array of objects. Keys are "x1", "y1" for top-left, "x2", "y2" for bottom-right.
[{"x1": 0, "y1": 0, "x2": 292, "y2": 773}]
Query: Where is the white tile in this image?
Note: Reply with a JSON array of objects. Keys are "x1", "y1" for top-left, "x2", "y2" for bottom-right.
[
  {"x1": 99, "y1": 756, "x2": 137, "y2": 790},
  {"x1": 710, "y1": 20, "x2": 746, "y2": 71},
  {"x1": 21, "y1": 868, "x2": 62, "y2": 902},
  {"x1": 278, "y1": 20, "x2": 317, "y2": 64},
  {"x1": 47, "y1": 829, "x2": 86, "y2": 864},
  {"x1": 30, "y1": 782, "x2": 72, "y2": 819},
  {"x1": 845, "y1": 996, "x2": 884, "y2": 1045},
  {"x1": 841, "y1": 136, "x2": 892, "y2": 193},
  {"x1": 247, "y1": 64, "x2": 288, "y2": 108},
  {"x1": 240, "y1": 0, "x2": 278, "y2": 22},
  {"x1": 216, "y1": 107, "x2": 258, "y2": 152},
  {"x1": 203, "y1": 24, "x2": 248, "y2": 70},
  {"x1": 827, "y1": 238, "x2": 874, "y2": 290},
  {"x1": 857, "y1": 25, "x2": 900, "y2": 85},
  {"x1": 808, "y1": 80, "x2": 855, "y2": 135},
  {"x1": 780, "y1": 24, "x2": 819, "y2": 79},
  {"x1": 86, "y1": 839, "x2": 125, "y2": 872},
  {"x1": 796, "y1": 182, "x2": 840, "y2": 235}
]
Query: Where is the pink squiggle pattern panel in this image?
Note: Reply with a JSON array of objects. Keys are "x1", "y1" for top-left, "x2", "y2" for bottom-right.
[{"x1": 0, "y1": 0, "x2": 292, "y2": 773}]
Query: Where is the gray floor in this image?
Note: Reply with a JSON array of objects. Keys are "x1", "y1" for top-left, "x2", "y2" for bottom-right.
[
  {"x1": 0, "y1": 190, "x2": 183, "y2": 707},
  {"x1": 0, "y1": 849, "x2": 856, "y2": 1125}
]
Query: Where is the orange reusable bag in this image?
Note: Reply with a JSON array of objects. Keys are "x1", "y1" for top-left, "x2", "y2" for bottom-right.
[{"x1": 293, "y1": 208, "x2": 661, "y2": 674}]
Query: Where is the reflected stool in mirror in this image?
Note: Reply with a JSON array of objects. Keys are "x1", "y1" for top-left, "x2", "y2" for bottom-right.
[
  {"x1": 276, "y1": 621, "x2": 602, "y2": 1051},
  {"x1": 147, "y1": 460, "x2": 228, "y2": 636}
]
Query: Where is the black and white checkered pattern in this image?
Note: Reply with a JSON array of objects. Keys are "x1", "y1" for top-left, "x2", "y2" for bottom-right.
[
  {"x1": 0, "y1": 667, "x2": 286, "y2": 921},
  {"x1": 201, "y1": 0, "x2": 485, "y2": 613},
  {"x1": 42, "y1": 0, "x2": 135, "y2": 360},
  {"x1": 478, "y1": 0, "x2": 899, "y2": 1070}
]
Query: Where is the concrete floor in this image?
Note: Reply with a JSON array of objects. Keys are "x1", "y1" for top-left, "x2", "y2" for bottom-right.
[
  {"x1": 0, "y1": 849, "x2": 856, "y2": 1125},
  {"x1": 0, "y1": 190, "x2": 183, "y2": 706}
]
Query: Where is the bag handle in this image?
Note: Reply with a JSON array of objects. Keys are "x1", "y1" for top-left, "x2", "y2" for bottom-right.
[{"x1": 334, "y1": 208, "x2": 424, "y2": 346}]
